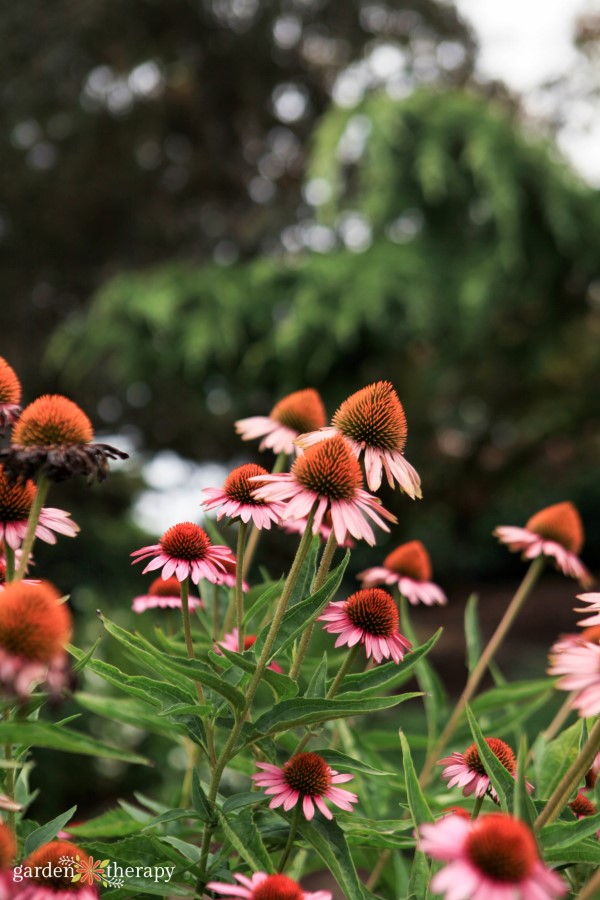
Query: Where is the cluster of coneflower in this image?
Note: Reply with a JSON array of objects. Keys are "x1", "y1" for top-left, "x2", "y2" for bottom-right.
[{"x1": 0, "y1": 353, "x2": 598, "y2": 900}]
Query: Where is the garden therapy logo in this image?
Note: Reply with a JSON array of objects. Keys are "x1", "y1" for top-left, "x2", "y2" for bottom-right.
[{"x1": 59, "y1": 853, "x2": 124, "y2": 889}]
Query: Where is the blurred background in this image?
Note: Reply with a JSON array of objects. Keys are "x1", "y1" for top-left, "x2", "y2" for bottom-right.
[{"x1": 2, "y1": 0, "x2": 600, "y2": 819}]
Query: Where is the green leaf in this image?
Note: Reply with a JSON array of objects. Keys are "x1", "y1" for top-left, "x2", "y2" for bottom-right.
[
  {"x1": 319, "y1": 750, "x2": 394, "y2": 778},
  {"x1": 159, "y1": 835, "x2": 202, "y2": 863},
  {"x1": 464, "y1": 593, "x2": 480, "y2": 673},
  {"x1": 69, "y1": 809, "x2": 145, "y2": 838},
  {"x1": 242, "y1": 580, "x2": 283, "y2": 628},
  {"x1": 465, "y1": 706, "x2": 515, "y2": 811},
  {"x1": 222, "y1": 793, "x2": 265, "y2": 814},
  {"x1": 69, "y1": 639, "x2": 102, "y2": 673},
  {"x1": 471, "y1": 680, "x2": 554, "y2": 714},
  {"x1": 24, "y1": 806, "x2": 77, "y2": 855},
  {"x1": 192, "y1": 771, "x2": 213, "y2": 823},
  {"x1": 296, "y1": 814, "x2": 368, "y2": 900},
  {"x1": 219, "y1": 809, "x2": 274, "y2": 873},
  {"x1": 541, "y1": 812, "x2": 600, "y2": 850},
  {"x1": 544, "y1": 838, "x2": 600, "y2": 866},
  {"x1": 399, "y1": 731, "x2": 434, "y2": 825},
  {"x1": 289, "y1": 534, "x2": 320, "y2": 607},
  {"x1": 537, "y1": 720, "x2": 583, "y2": 799},
  {"x1": 339, "y1": 630, "x2": 442, "y2": 698},
  {"x1": 514, "y1": 734, "x2": 536, "y2": 828},
  {"x1": 211, "y1": 646, "x2": 297, "y2": 700},
  {"x1": 0, "y1": 721, "x2": 149, "y2": 765},
  {"x1": 399, "y1": 599, "x2": 446, "y2": 746},
  {"x1": 305, "y1": 653, "x2": 328, "y2": 698},
  {"x1": 74, "y1": 693, "x2": 189, "y2": 736},
  {"x1": 408, "y1": 851, "x2": 430, "y2": 900}
]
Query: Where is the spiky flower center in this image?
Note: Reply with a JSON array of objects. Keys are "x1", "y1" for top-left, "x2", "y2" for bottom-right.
[
  {"x1": 160, "y1": 523, "x2": 211, "y2": 560},
  {"x1": 569, "y1": 792, "x2": 597, "y2": 818},
  {"x1": 271, "y1": 388, "x2": 326, "y2": 434},
  {"x1": 25, "y1": 840, "x2": 82, "y2": 888},
  {"x1": 13, "y1": 395, "x2": 94, "y2": 447},
  {"x1": 283, "y1": 752, "x2": 332, "y2": 796},
  {"x1": 466, "y1": 815, "x2": 537, "y2": 882},
  {"x1": 0, "y1": 357, "x2": 21, "y2": 406},
  {"x1": 332, "y1": 381, "x2": 407, "y2": 452},
  {"x1": 345, "y1": 588, "x2": 399, "y2": 637},
  {"x1": 224, "y1": 464, "x2": 269, "y2": 504},
  {"x1": 463, "y1": 738, "x2": 516, "y2": 777},
  {"x1": 0, "y1": 580, "x2": 72, "y2": 662},
  {"x1": 253, "y1": 874, "x2": 304, "y2": 900},
  {"x1": 580, "y1": 626, "x2": 600, "y2": 646},
  {"x1": 148, "y1": 576, "x2": 182, "y2": 597},
  {"x1": 0, "y1": 466, "x2": 35, "y2": 522},
  {"x1": 526, "y1": 502, "x2": 584, "y2": 554},
  {"x1": 383, "y1": 541, "x2": 432, "y2": 581},
  {"x1": 0, "y1": 822, "x2": 16, "y2": 869},
  {"x1": 292, "y1": 435, "x2": 362, "y2": 500}
]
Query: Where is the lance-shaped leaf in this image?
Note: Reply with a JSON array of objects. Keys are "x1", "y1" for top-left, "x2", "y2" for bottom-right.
[
  {"x1": 0, "y1": 721, "x2": 149, "y2": 765},
  {"x1": 296, "y1": 814, "x2": 368, "y2": 900},
  {"x1": 219, "y1": 808, "x2": 274, "y2": 873},
  {"x1": 338, "y1": 630, "x2": 442, "y2": 698},
  {"x1": 465, "y1": 705, "x2": 515, "y2": 811},
  {"x1": 24, "y1": 806, "x2": 77, "y2": 855}
]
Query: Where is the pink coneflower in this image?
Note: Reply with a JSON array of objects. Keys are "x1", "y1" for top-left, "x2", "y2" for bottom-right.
[
  {"x1": 253, "y1": 752, "x2": 358, "y2": 821},
  {"x1": 202, "y1": 463, "x2": 285, "y2": 529},
  {"x1": 131, "y1": 522, "x2": 234, "y2": 585},
  {"x1": 132, "y1": 576, "x2": 204, "y2": 614},
  {"x1": 575, "y1": 592, "x2": 600, "y2": 627},
  {"x1": 216, "y1": 629, "x2": 284, "y2": 673},
  {"x1": 206, "y1": 872, "x2": 332, "y2": 900},
  {"x1": 318, "y1": 588, "x2": 412, "y2": 664},
  {"x1": 569, "y1": 791, "x2": 598, "y2": 835},
  {"x1": 494, "y1": 502, "x2": 592, "y2": 587},
  {"x1": 419, "y1": 813, "x2": 566, "y2": 899},
  {"x1": 438, "y1": 737, "x2": 533, "y2": 803},
  {"x1": 17, "y1": 840, "x2": 99, "y2": 899},
  {"x1": 235, "y1": 389, "x2": 327, "y2": 456},
  {"x1": 250, "y1": 435, "x2": 397, "y2": 547},
  {"x1": 296, "y1": 381, "x2": 421, "y2": 497},
  {"x1": 357, "y1": 540, "x2": 446, "y2": 606},
  {"x1": 548, "y1": 625, "x2": 600, "y2": 717},
  {"x1": 0, "y1": 465, "x2": 79, "y2": 551},
  {"x1": 0, "y1": 356, "x2": 22, "y2": 431},
  {"x1": 0, "y1": 580, "x2": 72, "y2": 699}
]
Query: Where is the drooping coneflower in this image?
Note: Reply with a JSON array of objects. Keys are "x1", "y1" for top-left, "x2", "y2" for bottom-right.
[
  {"x1": 19, "y1": 840, "x2": 99, "y2": 899},
  {"x1": 357, "y1": 540, "x2": 446, "y2": 606},
  {"x1": 575, "y1": 592, "x2": 600, "y2": 627},
  {"x1": 202, "y1": 463, "x2": 285, "y2": 528},
  {"x1": 296, "y1": 382, "x2": 421, "y2": 497},
  {"x1": 0, "y1": 395, "x2": 128, "y2": 483},
  {"x1": 548, "y1": 625, "x2": 600, "y2": 717},
  {"x1": 235, "y1": 388, "x2": 327, "y2": 456},
  {"x1": 419, "y1": 813, "x2": 566, "y2": 899},
  {"x1": 253, "y1": 752, "x2": 358, "y2": 821},
  {"x1": 494, "y1": 502, "x2": 592, "y2": 586},
  {"x1": 215, "y1": 629, "x2": 284, "y2": 673},
  {"x1": 0, "y1": 356, "x2": 22, "y2": 432},
  {"x1": 131, "y1": 576, "x2": 204, "y2": 613},
  {"x1": 438, "y1": 737, "x2": 533, "y2": 803},
  {"x1": 0, "y1": 465, "x2": 79, "y2": 551},
  {"x1": 0, "y1": 580, "x2": 72, "y2": 699},
  {"x1": 131, "y1": 522, "x2": 234, "y2": 585},
  {"x1": 318, "y1": 588, "x2": 412, "y2": 664},
  {"x1": 250, "y1": 435, "x2": 397, "y2": 546},
  {"x1": 206, "y1": 872, "x2": 332, "y2": 900}
]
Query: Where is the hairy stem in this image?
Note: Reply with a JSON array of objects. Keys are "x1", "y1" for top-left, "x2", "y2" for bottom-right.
[
  {"x1": 278, "y1": 805, "x2": 301, "y2": 873},
  {"x1": 14, "y1": 474, "x2": 50, "y2": 580},
  {"x1": 289, "y1": 529, "x2": 338, "y2": 681},
  {"x1": 242, "y1": 451, "x2": 287, "y2": 578},
  {"x1": 236, "y1": 522, "x2": 249, "y2": 652},
  {"x1": 535, "y1": 718, "x2": 600, "y2": 829},
  {"x1": 180, "y1": 579, "x2": 216, "y2": 766}
]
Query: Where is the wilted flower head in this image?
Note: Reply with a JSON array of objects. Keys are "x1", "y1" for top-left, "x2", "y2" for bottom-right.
[
  {"x1": 202, "y1": 463, "x2": 285, "y2": 528},
  {"x1": 0, "y1": 394, "x2": 128, "y2": 483},
  {"x1": 494, "y1": 502, "x2": 592, "y2": 586},
  {"x1": 358, "y1": 540, "x2": 446, "y2": 606},
  {"x1": 0, "y1": 580, "x2": 72, "y2": 699},
  {"x1": 132, "y1": 576, "x2": 204, "y2": 613},
  {"x1": 20, "y1": 840, "x2": 99, "y2": 899},
  {"x1": 235, "y1": 388, "x2": 327, "y2": 456},
  {"x1": 131, "y1": 522, "x2": 235, "y2": 585},
  {"x1": 253, "y1": 752, "x2": 358, "y2": 820},
  {"x1": 251, "y1": 435, "x2": 396, "y2": 546},
  {"x1": 419, "y1": 813, "x2": 566, "y2": 899},
  {"x1": 548, "y1": 625, "x2": 600, "y2": 717},
  {"x1": 296, "y1": 381, "x2": 421, "y2": 497},
  {"x1": 318, "y1": 587, "x2": 412, "y2": 664},
  {"x1": 206, "y1": 872, "x2": 332, "y2": 900},
  {"x1": 0, "y1": 356, "x2": 22, "y2": 431},
  {"x1": 438, "y1": 737, "x2": 533, "y2": 803},
  {"x1": 0, "y1": 464, "x2": 79, "y2": 551}
]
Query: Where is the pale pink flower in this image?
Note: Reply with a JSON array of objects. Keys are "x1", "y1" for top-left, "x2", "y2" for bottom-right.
[
  {"x1": 132, "y1": 576, "x2": 204, "y2": 613},
  {"x1": 419, "y1": 813, "x2": 566, "y2": 899},
  {"x1": 318, "y1": 588, "x2": 411, "y2": 664},
  {"x1": 295, "y1": 381, "x2": 421, "y2": 497},
  {"x1": 250, "y1": 435, "x2": 396, "y2": 547},
  {"x1": 131, "y1": 522, "x2": 234, "y2": 585},
  {"x1": 548, "y1": 626, "x2": 600, "y2": 717},
  {"x1": 0, "y1": 466, "x2": 78, "y2": 551},
  {"x1": 253, "y1": 752, "x2": 358, "y2": 821},
  {"x1": 202, "y1": 463, "x2": 284, "y2": 529},
  {"x1": 438, "y1": 737, "x2": 533, "y2": 804},
  {"x1": 358, "y1": 540, "x2": 446, "y2": 606},
  {"x1": 206, "y1": 872, "x2": 331, "y2": 900},
  {"x1": 216, "y1": 629, "x2": 283, "y2": 673},
  {"x1": 217, "y1": 556, "x2": 249, "y2": 591},
  {"x1": 494, "y1": 502, "x2": 592, "y2": 586},
  {"x1": 235, "y1": 388, "x2": 327, "y2": 456},
  {"x1": 575, "y1": 592, "x2": 600, "y2": 627}
]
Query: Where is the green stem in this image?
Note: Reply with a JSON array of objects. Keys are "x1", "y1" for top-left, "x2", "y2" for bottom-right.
[
  {"x1": 179, "y1": 579, "x2": 216, "y2": 766},
  {"x1": 14, "y1": 474, "x2": 50, "y2": 580},
  {"x1": 197, "y1": 507, "x2": 317, "y2": 884},
  {"x1": 278, "y1": 805, "x2": 301, "y2": 873},
  {"x1": 242, "y1": 451, "x2": 288, "y2": 578},
  {"x1": 471, "y1": 794, "x2": 485, "y2": 820},
  {"x1": 535, "y1": 718, "x2": 600, "y2": 829},
  {"x1": 419, "y1": 557, "x2": 545, "y2": 788},
  {"x1": 4, "y1": 544, "x2": 15, "y2": 583},
  {"x1": 289, "y1": 529, "x2": 338, "y2": 681},
  {"x1": 211, "y1": 583, "x2": 219, "y2": 641},
  {"x1": 222, "y1": 589, "x2": 236, "y2": 635},
  {"x1": 294, "y1": 643, "x2": 361, "y2": 754},
  {"x1": 236, "y1": 522, "x2": 249, "y2": 652},
  {"x1": 578, "y1": 866, "x2": 600, "y2": 900}
]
